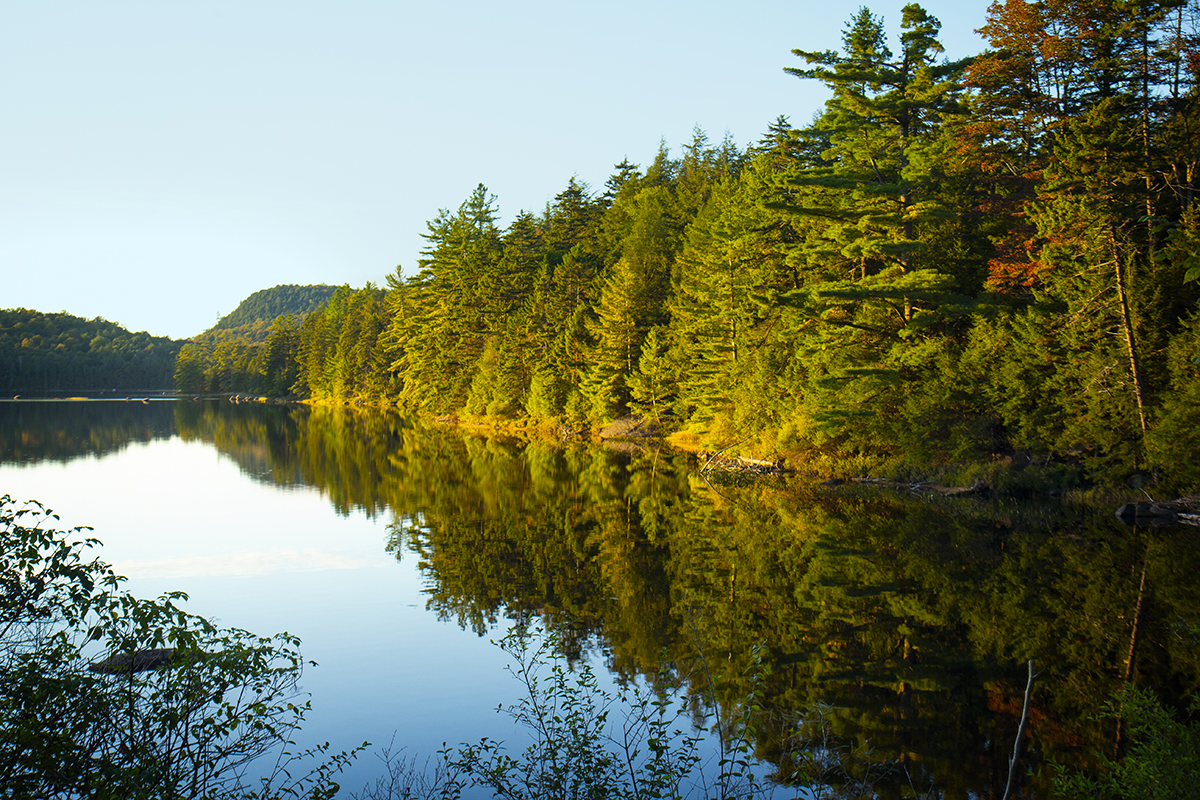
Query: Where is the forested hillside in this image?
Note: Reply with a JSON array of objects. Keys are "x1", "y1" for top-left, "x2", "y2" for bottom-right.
[
  {"x1": 0, "y1": 309, "x2": 182, "y2": 393},
  {"x1": 210, "y1": 284, "x2": 338, "y2": 335},
  {"x1": 173, "y1": 284, "x2": 337, "y2": 395},
  {"x1": 181, "y1": 1, "x2": 1200, "y2": 487}
]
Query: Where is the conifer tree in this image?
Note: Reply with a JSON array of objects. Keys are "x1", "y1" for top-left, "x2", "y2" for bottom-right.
[
  {"x1": 173, "y1": 343, "x2": 208, "y2": 393},
  {"x1": 585, "y1": 135, "x2": 741, "y2": 420},
  {"x1": 544, "y1": 178, "x2": 603, "y2": 266},
  {"x1": 664, "y1": 157, "x2": 799, "y2": 426},
  {"x1": 782, "y1": 4, "x2": 969, "y2": 279},
  {"x1": 465, "y1": 213, "x2": 545, "y2": 417},
  {"x1": 262, "y1": 314, "x2": 301, "y2": 396},
  {"x1": 296, "y1": 284, "x2": 352, "y2": 399},
  {"x1": 584, "y1": 185, "x2": 679, "y2": 418},
  {"x1": 967, "y1": 0, "x2": 1200, "y2": 468},
  {"x1": 329, "y1": 285, "x2": 388, "y2": 400},
  {"x1": 770, "y1": 4, "x2": 979, "y2": 453},
  {"x1": 600, "y1": 159, "x2": 642, "y2": 208},
  {"x1": 385, "y1": 185, "x2": 505, "y2": 413}
]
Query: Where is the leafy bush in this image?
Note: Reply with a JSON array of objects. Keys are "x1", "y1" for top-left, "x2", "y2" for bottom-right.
[
  {"x1": 1054, "y1": 686, "x2": 1200, "y2": 800},
  {"x1": 0, "y1": 495, "x2": 361, "y2": 799},
  {"x1": 352, "y1": 619, "x2": 910, "y2": 800},
  {"x1": 352, "y1": 619, "x2": 771, "y2": 800}
]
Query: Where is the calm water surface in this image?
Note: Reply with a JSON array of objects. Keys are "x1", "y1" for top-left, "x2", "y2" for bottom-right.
[
  {"x1": 2, "y1": 399, "x2": 1197, "y2": 799},
  {"x1": 0, "y1": 400, "x2": 521, "y2": 793}
]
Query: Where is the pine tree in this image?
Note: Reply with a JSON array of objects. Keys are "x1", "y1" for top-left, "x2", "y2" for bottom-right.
[
  {"x1": 262, "y1": 314, "x2": 301, "y2": 396},
  {"x1": 768, "y1": 4, "x2": 979, "y2": 454},
  {"x1": 969, "y1": 0, "x2": 1200, "y2": 468},
  {"x1": 584, "y1": 185, "x2": 678, "y2": 419},
  {"x1": 781, "y1": 4, "x2": 969, "y2": 279},
  {"x1": 296, "y1": 284, "x2": 351, "y2": 399},
  {"x1": 465, "y1": 212, "x2": 546, "y2": 415},
  {"x1": 385, "y1": 185, "x2": 505, "y2": 412},
  {"x1": 664, "y1": 158, "x2": 799, "y2": 426},
  {"x1": 173, "y1": 343, "x2": 208, "y2": 393}
]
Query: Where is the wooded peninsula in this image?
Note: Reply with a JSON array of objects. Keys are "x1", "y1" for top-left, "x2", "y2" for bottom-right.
[{"x1": 8, "y1": 2, "x2": 1200, "y2": 490}]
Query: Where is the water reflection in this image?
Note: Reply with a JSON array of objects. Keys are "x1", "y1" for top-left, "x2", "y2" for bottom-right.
[
  {"x1": 6, "y1": 400, "x2": 1199, "y2": 798},
  {"x1": 0, "y1": 399, "x2": 176, "y2": 463},
  {"x1": 175, "y1": 401, "x2": 312, "y2": 490}
]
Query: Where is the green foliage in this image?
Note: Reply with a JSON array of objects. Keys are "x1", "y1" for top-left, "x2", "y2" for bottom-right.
[
  {"x1": 0, "y1": 495, "x2": 362, "y2": 799},
  {"x1": 0, "y1": 308, "x2": 183, "y2": 393},
  {"x1": 171, "y1": 285, "x2": 339, "y2": 397},
  {"x1": 448, "y1": 620, "x2": 712, "y2": 800},
  {"x1": 262, "y1": 314, "x2": 303, "y2": 396},
  {"x1": 174, "y1": 342, "x2": 208, "y2": 393},
  {"x1": 210, "y1": 285, "x2": 339, "y2": 336},
  {"x1": 666, "y1": 161, "x2": 798, "y2": 427},
  {"x1": 1054, "y1": 687, "x2": 1200, "y2": 800},
  {"x1": 781, "y1": 4, "x2": 968, "y2": 278},
  {"x1": 627, "y1": 326, "x2": 684, "y2": 426},
  {"x1": 382, "y1": 185, "x2": 510, "y2": 413},
  {"x1": 295, "y1": 284, "x2": 392, "y2": 403},
  {"x1": 356, "y1": 620, "x2": 783, "y2": 800},
  {"x1": 1146, "y1": 309, "x2": 1200, "y2": 488}
]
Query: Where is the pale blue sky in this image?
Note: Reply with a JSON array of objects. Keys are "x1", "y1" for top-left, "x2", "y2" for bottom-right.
[{"x1": 2, "y1": 1, "x2": 989, "y2": 339}]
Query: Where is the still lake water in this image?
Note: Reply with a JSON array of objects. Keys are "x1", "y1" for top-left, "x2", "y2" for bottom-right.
[{"x1": 2, "y1": 399, "x2": 1198, "y2": 798}]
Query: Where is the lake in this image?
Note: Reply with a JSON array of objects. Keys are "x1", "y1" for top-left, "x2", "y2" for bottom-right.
[{"x1": 2, "y1": 398, "x2": 1196, "y2": 798}]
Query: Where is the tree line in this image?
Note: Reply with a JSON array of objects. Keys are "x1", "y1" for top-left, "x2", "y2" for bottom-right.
[
  {"x1": 172, "y1": 285, "x2": 337, "y2": 396},
  {"x1": 0, "y1": 309, "x2": 182, "y2": 393},
  {"x1": 180, "y1": 1, "x2": 1200, "y2": 487}
]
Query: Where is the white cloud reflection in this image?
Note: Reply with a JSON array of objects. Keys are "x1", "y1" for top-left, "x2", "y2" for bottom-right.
[{"x1": 119, "y1": 548, "x2": 382, "y2": 579}]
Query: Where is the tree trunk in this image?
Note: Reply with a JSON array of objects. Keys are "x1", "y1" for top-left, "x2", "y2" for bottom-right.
[
  {"x1": 1111, "y1": 230, "x2": 1150, "y2": 435},
  {"x1": 1123, "y1": 554, "x2": 1148, "y2": 681},
  {"x1": 1002, "y1": 659, "x2": 1036, "y2": 800}
]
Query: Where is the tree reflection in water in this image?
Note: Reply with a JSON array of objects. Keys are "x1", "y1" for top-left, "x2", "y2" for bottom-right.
[{"x1": 30, "y1": 400, "x2": 1195, "y2": 797}]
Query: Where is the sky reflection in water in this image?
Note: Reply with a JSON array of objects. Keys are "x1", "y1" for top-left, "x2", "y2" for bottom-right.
[{"x1": 0, "y1": 420, "x2": 523, "y2": 792}]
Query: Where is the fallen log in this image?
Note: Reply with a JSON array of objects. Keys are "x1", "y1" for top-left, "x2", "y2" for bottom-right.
[
  {"x1": 847, "y1": 477, "x2": 987, "y2": 496},
  {"x1": 88, "y1": 648, "x2": 200, "y2": 675},
  {"x1": 1115, "y1": 498, "x2": 1200, "y2": 527},
  {"x1": 700, "y1": 453, "x2": 790, "y2": 475}
]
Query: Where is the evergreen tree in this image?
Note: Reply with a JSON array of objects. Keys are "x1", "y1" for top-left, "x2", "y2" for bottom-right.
[
  {"x1": 385, "y1": 185, "x2": 505, "y2": 413},
  {"x1": 544, "y1": 178, "x2": 603, "y2": 266},
  {"x1": 464, "y1": 213, "x2": 546, "y2": 417},
  {"x1": 262, "y1": 314, "x2": 301, "y2": 396},
  {"x1": 782, "y1": 4, "x2": 969, "y2": 279},
  {"x1": 664, "y1": 158, "x2": 799, "y2": 426},
  {"x1": 965, "y1": 0, "x2": 1200, "y2": 471},
  {"x1": 173, "y1": 343, "x2": 208, "y2": 393},
  {"x1": 584, "y1": 185, "x2": 679, "y2": 419},
  {"x1": 769, "y1": 4, "x2": 980, "y2": 455},
  {"x1": 296, "y1": 284, "x2": 352, "y2": 399}
]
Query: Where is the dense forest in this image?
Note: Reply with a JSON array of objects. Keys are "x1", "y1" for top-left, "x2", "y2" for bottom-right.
[
  {"x1": 173, "y1": 284, "x2": 337, "y2": 395},
  {"x1": 0, "y1": 286, "x2": 334, "y2": 396},
  {"x1": 176, "y1": 1, "x2": 1200, "y2": 487},
  {"x1": 209, "y1": 284, "x2": 338, "y2": 335},
  {"x1": 0, "y1": 309, "x2": 182, "y2": 393}
]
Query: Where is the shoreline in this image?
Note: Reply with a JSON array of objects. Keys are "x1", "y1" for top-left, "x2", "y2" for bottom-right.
[{"x1": 15, "y1": 393, "x2": 1187, "y2": 504}]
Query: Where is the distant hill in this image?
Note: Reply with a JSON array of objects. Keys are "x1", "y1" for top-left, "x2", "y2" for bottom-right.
[
  {"x1": 207, "y1": 284, "x2": 338, "y2": 340},
  {"x1": 175, "y1": 284, "x2": 340, "y2": 395},
  {"x1": 0, "y1": 308, "x2": 183, "y2": 393}
]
